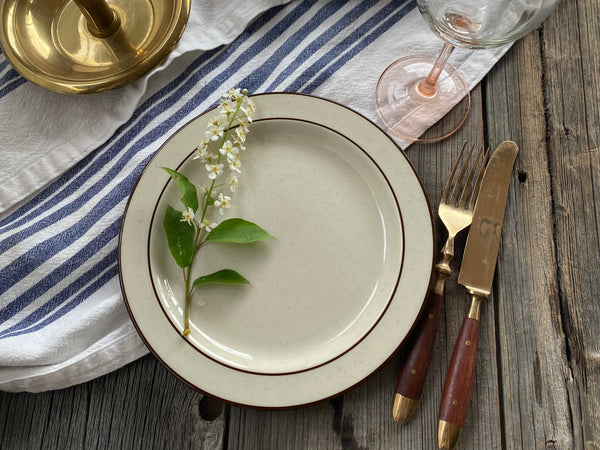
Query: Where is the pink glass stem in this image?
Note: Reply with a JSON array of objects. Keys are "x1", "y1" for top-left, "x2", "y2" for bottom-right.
[{"x1": 417, "y1": 43, "x2": 456, "y2": 98}]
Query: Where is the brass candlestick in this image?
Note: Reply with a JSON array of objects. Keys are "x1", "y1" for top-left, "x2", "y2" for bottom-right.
[{"x1": 0, "y1": 0, "x2": 190, "y2": 94}]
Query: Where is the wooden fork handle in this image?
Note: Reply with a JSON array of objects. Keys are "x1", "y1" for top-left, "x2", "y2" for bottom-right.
[
  {"x1": 438, "y1": 299, "x2": 482, "y2": 449},
  {"x1": 393, "y1": 290, "x2": 444, "y2": 424}
]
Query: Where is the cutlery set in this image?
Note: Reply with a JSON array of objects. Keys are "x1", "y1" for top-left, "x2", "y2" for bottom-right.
[{"x1": 394, "y1": 141, "x2": 519, "y2": 449}]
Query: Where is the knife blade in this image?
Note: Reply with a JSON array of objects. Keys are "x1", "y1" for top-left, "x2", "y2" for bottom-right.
[{"x1": 437, "y1": 140, "x2": 519, "y2": 450}]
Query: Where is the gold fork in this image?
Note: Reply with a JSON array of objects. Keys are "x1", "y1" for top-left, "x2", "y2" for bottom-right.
[{"x1": 393, "y1": 142, "x2": 489, "y2": 424}]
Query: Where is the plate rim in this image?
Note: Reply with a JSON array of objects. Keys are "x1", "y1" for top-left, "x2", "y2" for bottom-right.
[
  {"x1": 147, "y1": 116, "x2": 405, "y2": 376},
  {"x1": 119, "y1": 92, "x2": 435, "y2": 409}
]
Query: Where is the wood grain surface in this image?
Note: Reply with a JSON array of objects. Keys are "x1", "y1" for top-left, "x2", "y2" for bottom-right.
[{"x1": 1, "y1": 0, "x2": 598, "y2": 448}]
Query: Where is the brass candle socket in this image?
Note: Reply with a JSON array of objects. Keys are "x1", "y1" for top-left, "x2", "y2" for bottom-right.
[
  {"x1": 74, "y1": 0, "x2": 122, "y2": 38},
  {"x1": 0, "y1": 0, "x2": 190, "y2": 94}
]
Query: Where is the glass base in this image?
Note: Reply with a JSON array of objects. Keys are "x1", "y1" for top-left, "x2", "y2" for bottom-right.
[{"x1": 375, "y1": 54, "x2": 470, "y2": 143}]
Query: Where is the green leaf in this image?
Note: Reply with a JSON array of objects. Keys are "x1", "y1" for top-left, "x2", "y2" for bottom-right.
[
  {"x1": 163, "y1": 205, "x2": 195, "y2": 268},
  {"x1": 192, "y1": 269, "x2": 249, "y2": 287},
  {"x1": 162, "y1": 168, "x2": 198, "y2": 213},
  {"x1": 206, "y1": 218, "x2": 274, "y2": 244}
]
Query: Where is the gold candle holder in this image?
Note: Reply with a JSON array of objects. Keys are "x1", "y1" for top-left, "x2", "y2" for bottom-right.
[{"x1": 0, "y1": 0, "x2": 191, "y2": 94}]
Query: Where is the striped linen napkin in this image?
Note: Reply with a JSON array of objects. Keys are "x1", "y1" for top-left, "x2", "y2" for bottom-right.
[{"x1": 0, "y1": 0, "x2": 509, "y2": 392}]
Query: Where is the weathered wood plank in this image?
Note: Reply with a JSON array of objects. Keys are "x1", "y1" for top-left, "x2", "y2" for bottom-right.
[
  {"x1": 0, "y1": 355, "x2": 227, "y2": 450},
  {"x1": 542, "y1": 0, "x2": 600, "y2": 447},
  {"x1": 484, "y1": 25, "x2": 575, "y2": 449},
  {"x1": 227, "y1": 401, "x2": 343, "y2": 449}
]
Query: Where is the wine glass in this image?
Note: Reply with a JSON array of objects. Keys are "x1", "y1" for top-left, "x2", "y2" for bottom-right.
[{"x1": 376, "y1": 0, "x2": 560, "y2": 143}]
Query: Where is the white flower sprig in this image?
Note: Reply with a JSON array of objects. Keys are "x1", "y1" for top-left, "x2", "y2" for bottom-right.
[
  {"x1": 192, "y1": 88, "x2": 255, "y2": 221},
  {"x1": 162, "y1": 88, "x2": 271, "y2": 337}
]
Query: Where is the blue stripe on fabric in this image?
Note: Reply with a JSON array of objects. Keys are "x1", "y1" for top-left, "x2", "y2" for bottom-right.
[
  {"x1": 266, "y1": 0, "x2": 380, "y2": 92},
  {"x1": 0, "y1": 0, "x2": 319, "y2": 279},
  {"x1": 304, "y1": 2, "x2": 415, "y2": 93},
  {"x1": 0, "y1": 76, "x2": 26, "y2": 100},
  {"x1": 286, "y1": 0, "x2": 415, "y2": 93},
  {"x1": 0, "y1": 0, "x2": 342, "y2": 330},
  {"x1": 0, "y1": 1, "x2": 319, "y2": 321},
  {"x1": 0, "y1": 2, "x2": 292, "y2": 231},
  {"x1": 0, "y1": 0, "x2": 412, "y2": 333},
  {"x1": 0, "y1": 58, "x2": 11, "y2": 76},
  {"x1": 0, "y1": 54, "x2": 215, "y2": 233},
  {"x1": 0, "y1": 68, "x2": 19, "y2": 88},
  {"x1": 0, "y1": 55, "x2": 23, "y2": 98},
  {"x1": 0, "y1": 139, "x2": 151, "y2": 256},
  {"x1": 244, "y1": 0, "x2": 375, "y2": 93},
  {"x1": 0, "y1": 264, "x2": 119, "y2": 339},
  {"x1": 0, "y1": 169, "x2": 141, "y2": 309},
  {"x1": 0, "y1": 0, "x2": 318, "y2": 243},
  {"x1": 150, "y1": 0, "x2": 325, "y2": 119},
  {"x1": 0, "y1": 247, "x2": 118, "y2": 338}
]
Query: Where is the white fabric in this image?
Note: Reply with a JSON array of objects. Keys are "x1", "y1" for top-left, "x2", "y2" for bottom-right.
[
  {"x1": 0, "y1": 0, "x2": 290, "y2": 213},
  {"x1": 0, "y1": 0, "x2": 509, "y2": 392}
]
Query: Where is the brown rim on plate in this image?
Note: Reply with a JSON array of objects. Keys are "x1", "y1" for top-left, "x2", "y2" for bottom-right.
[
  {"x1": 147, "y1": 117, "x2": 405, "y2": 376},
  {"x1": 118, "y1": 92, "x2": 435, "y2": 409}
]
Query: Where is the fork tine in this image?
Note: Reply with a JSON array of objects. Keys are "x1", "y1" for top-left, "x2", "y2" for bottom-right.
[
  {"x1": 467, "y1": 146, "x2": 491, "y2": 211},
  {"x1": 457, "y1": 145, "x2": 486, "y2": 209},
  {"x1": 448, "y1": 143, "x2": 475, "y2": 206},
  {"x1": 441, "y1": 141, "x2": 468, "y2": 204}
]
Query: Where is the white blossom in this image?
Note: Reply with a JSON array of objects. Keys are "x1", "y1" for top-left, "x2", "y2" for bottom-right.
[
  {"x1": 193, "y1": 146, "x2": 217, "y2": 164},
  {"x1": 192, "y1": 88, "x2": 254, "y2": 220},
  {"x1": 205, "y1": 163, "x2": 224, "y2": 180},
  {"x1": 228, "y1": 175, "x2": 239, "y2": 193},
  {"x1": 213, "y1": 193, "x2": 232, "y2": 215},
  {"x1": 219, "y1": 98, "x2": 237, "y2": 117},
  {"x1": 228, "y1": 88, "x2": 244, "y2": 101},
  {"x1": 195, "y1": 136, "x2": 210, "y2": 152},
  {"x1": 234, "y1": 140, "x2": 246, "y2": 152},
  {"x1": 205, "y1": 116, "x2": 226, "y2": 141},
  {"x1": 199, "y1": 219, "x2": 217, "y2": 232},
  {"x1": 229, "y1": 157, "x2": 242, "y2": 173},
  {"x1": 235, "y1": 122, "x2": 249, "y2": 142},
  {"x1": 241, "y1": 98, "x2": 256, "y2": 121},
  {"x1": 180, "y1": 207, "x2": 195, "y2": 225},
  {"x1": 219, "y1": 140, "x2": 240, "y2": 162},
  {"x1": 205, "y1": 153, "x2": 218, "y2": 164}
]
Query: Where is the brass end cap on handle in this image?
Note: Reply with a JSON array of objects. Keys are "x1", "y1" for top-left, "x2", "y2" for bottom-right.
[
  {"x1": 392, "y1": 393, "x2": 418, "y2": 425},
  {"x1": 438, "y1": 420, "x2": 462, "y2": 449}
]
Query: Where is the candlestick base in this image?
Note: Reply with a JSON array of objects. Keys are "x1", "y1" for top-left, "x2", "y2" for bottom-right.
[{"x1": 0, "y1": 0, "x2": 190, "y2": 94}]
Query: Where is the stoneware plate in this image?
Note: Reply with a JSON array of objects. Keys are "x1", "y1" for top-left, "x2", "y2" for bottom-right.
[{"x1": 119, "y1": 93, "x2": 434, "y2": 408}]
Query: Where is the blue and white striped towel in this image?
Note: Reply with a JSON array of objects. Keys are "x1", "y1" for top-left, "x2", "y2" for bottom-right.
[{"x1": 0, "y1": 0, "x2": 509, "y2": 392}]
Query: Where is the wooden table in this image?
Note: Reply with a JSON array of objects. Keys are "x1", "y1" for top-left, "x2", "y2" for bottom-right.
[{"x1": 1, "y1": 0, "x2": 598, "y2": 447}]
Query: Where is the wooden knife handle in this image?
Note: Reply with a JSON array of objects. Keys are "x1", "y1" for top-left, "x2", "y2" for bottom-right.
[
  {"x1": 438, "y1": 299, "x2": 482, "y2": 449},
  {"x1": 393, "y1": 290, "x2": 443, "y2": 424}
]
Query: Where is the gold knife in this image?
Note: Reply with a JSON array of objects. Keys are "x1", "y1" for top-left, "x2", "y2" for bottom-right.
[{"x1": 437, "y1": 141, "x2": 519, "y2": 450}]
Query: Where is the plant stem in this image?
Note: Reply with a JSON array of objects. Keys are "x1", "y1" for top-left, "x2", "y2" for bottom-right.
[
  {"x1": 199, "y1": 101, "x2": 242, "y2": 222},
  {"x1": 182, "y1": 98, "x2": 243, "y2": 337},
  {"x1": 183, "y1": 265, "x2": 191, "y2": 335},
  {"x1": 182, "y1": 223, "x2": 203, "y2": 336}
]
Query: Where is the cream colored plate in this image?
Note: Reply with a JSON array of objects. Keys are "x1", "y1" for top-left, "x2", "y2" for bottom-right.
[{"x1": 120, "y1": 93, "x2": 434, "y2": 408}]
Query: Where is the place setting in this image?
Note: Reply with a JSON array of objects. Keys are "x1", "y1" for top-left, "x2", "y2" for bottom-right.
[
  {"x1": 0, "y1": 0, "x2": 566, "y2": 448},
  {"x1": 119, "y1": 0, "x2": 557, "y2": 416}
]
